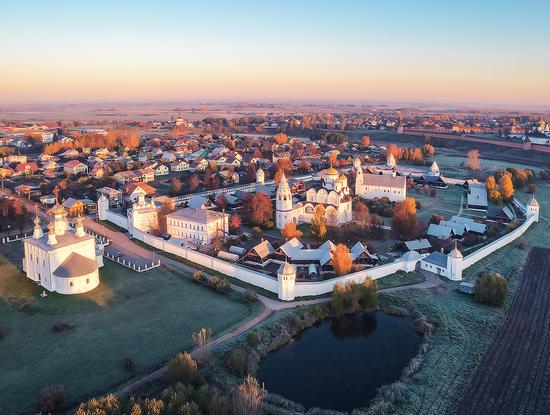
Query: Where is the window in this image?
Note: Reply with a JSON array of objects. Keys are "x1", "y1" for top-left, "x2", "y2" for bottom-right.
[
  {"x1": 86, "y1": 278, "x2": 90, "y2": 284},
  {"x1": 70, "y1": 282, "x2": 73, "y2": 287}
]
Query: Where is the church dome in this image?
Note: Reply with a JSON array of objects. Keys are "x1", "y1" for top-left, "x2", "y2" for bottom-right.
[
  {"x1": 325, "y1": 166, "x2": 338, "y2": 177},
  {"x1": 51, "y1": 202, "x2": 65, "y2": 216}
]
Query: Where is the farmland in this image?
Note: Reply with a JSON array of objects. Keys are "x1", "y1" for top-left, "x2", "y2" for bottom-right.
[
  {"x1": 456, "y1": 247, "x2": 550, "y2": 415},
  {"x1": 0, "y1": 257, "x2": 258, "y2": 414}
]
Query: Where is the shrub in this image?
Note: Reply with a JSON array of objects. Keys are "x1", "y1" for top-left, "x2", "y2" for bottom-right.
[
  {"x1": 192, "y1": 271, "x2": 204, "y2": 283},
  {"x1": 38, "y1": 385, "x2": 67, "y2": 414},
  {"x1": 207, "y1": 392, "x2": 231, "y2": 415},
  {"x1": 243, "y1": 289, "x2": 258, "y2": 303},
  {"x1": 167, "y1": 352, "x2": 198, "y2": 385},
  {"x1": 233, "y1": 375, "x2": 264, "y2": 415},
  {"x1": 228, "y1": 348, "x2": 249, "y2": 376},
  {"x1": 475, "y1": 273, "x2": 507, "y2": 307},
  {"x1": 75, "y1": 394, "x2": 121, "y2": 415},
  {"x1": 192, "y1": 327, "x2": 212, "y2": 348},
  {"x1": 246, "y1": 331, "x2": 261, "y2": 347},
  {"x1": 209, "y1": 276, "x2": 230, "y2": 293},
  {"x1": 161, "y1": 383, "x2": 194, "y2": 414}
]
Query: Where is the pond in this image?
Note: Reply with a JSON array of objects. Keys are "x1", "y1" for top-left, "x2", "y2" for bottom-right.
[{"x1": 256, "y1": 311, "x2": 422, "y2": 412}]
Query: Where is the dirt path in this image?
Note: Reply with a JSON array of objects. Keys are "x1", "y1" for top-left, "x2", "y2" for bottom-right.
[{"x1": 456, "y1": 247, "x2": 550, "y2": 415}]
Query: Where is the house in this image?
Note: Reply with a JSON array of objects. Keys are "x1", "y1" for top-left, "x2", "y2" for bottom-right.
[
  {"x1": 187, "y1": 195, "x2": 215, "y2": 210},
  {"x1": 124, "y1": 182, "x2": 157, "y2": 203},
  {"x1": 404, "y1": 239, "x2": 432, "y2": 254},
  {"x1": 15, "y1": 162, "x2": 39, "y2": 176},
  {"x1": 42, "y1": 160, "x2": 58, "y2": 171},
  {"x1": 91, "y1": 163, "x2": 107, "y2": 178},
  {"x1": 166, "y1": 207, "x2": 229, "y2": 246},
  {"x1": 96, "y1": 187, "x2": 122, "y2": 208},
  {"x1": 241, "y1": 239, "x2": 275, "y2": 266},
  {"x1": 487, "y1": 205, "x2": 515, "y2": 224},
  {"x1": 419, "y1": 244, "x2": 463, "y2": 280},
  {"x1": 63, "y1": 160, "x2": 88, "y2": 176},
  {"x1": 467, "y1": 183, "x2": 488, "y2": 211},
  {"x1": 154, "y1": 164, "x2": 169, "y2": 176},
  {"x1": 171, "y1": 160, "x2": 190, "y2": 172},
  {"x1": 14, "y1": 184, "x2": 41, "y2": 198}
]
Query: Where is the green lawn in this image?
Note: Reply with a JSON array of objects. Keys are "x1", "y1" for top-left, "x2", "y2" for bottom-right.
[
  {"x1": 412, "y1": 185, "x2": 464, "y2": 221},
  {"x1": 0, "y1": 258, "x2": 258, "y2": 414},
  {"x1": 376, "y1": 271, "x2": 425, "y2": 289}
]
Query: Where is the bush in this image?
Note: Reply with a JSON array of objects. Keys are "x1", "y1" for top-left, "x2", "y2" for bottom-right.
[
  {"x1": 475, "y1": 273, "x2": 507, "y2": 307},
  {"x1": 75, "y1": 394, "x2": 121, "y2": 415},
  {"x1": 246, "y1": 331, "x2": 261, "y2": 347},
  {"x1": 233, "y1": 375, "x2": 264, "y2": 415},
  {"x1": 167, "y1": 352, "x2": 198, "y2": 385},
  {"x1": 243, "y1": 289, "x2": 258, "y2": 303},
  {"x1": 38, "y1": 385, "x2": 66, "y2": 414},
  {"x1": 209, "y1": 276, "x2": 230, "y2": 293},
  {"x1": 192, "y1": 271, "x2": 204, "y2": 283},
  {"x1": 228, "y1": 348, "x2": 249, "y2": 376}
]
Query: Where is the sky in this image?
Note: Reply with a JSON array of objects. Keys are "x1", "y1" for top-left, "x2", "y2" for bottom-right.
[{"x1": 1, "y1": 0, "x2": 549, "y2": 107}]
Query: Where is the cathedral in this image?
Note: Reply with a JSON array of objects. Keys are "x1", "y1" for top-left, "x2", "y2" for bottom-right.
[
  {"x1": 23, "y1": 202, "x2": 103, "y2": 294},
  {"x1": 354, "y1": 158, "x2": 407, "y2": 202},
  {"x1": 275, "y1": 167, "x2": 353, "y2": 229}
]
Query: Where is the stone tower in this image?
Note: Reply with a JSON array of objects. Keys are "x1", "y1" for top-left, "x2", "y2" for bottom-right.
[
  {"x1": 354, "y1": 159, "x2": 364, "y2": 196},
  {"x1": 97, "y1": 194, "x2": 109, "y2": 221},
  {"x1": 430, "y1": 161, "x2": 440, "y2": 176},
  {"x1": 447, "y1": 241, "x2": 463, "y2": 281},
  {"x1": 527, "y1": 195, "x2": 539, "y2": 222},
  {"x1": 276, "y1": 172, "x2": 293, "y2": 229},
  {"x1": 277, "y1": 261, "x2": 296, "y2": 301},
  {"x1": 256, "y1": 167, "x2": 265, "y2": 184}
]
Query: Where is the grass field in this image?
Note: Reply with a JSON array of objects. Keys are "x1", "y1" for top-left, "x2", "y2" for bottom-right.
[
  {"x1": 376, "y1": 271, "x2": 425, "y2": 289},
  {"x1": 412, "y1": 185, "x2": 464, "y2": 221},
  {"x1": 0, "y1": 257, "x2": 258, "y2": 414}
]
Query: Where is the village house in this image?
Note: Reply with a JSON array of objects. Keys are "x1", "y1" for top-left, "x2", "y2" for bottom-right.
[
  {"x1": 170, "y1": 159, "x2": 190, "y2": 172},
  {"x1": 124, "y1": 182, "x2": 157, "y2": 203},
  {"x1": 15, "y1": 162, "x2": 39, "y2": 176},
  {"x1": 63, "y1": 160, "x2": 88, "y2": 176},
  {"x1": 166, "y1": 207, "x2": 229, "y2": 246},
  {"x1": 96, "y1": 187, "x2": 122, "y2": 208}
]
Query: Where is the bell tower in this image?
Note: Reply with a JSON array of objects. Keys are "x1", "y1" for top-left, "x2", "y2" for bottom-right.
[{"x1": 276, "y1": 172, "x2": 293, "y2": 229}]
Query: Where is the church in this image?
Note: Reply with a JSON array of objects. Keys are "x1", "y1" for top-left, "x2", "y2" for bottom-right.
[
  {"x1": 354, "y1": 158, "x2": 407, "y2": 202},
  {"x1": 23, "y1": 203, "x2": 103, "y2": 294},
  {"x1": 276, "y1": 166, "x2": 353, "y2": 229}
]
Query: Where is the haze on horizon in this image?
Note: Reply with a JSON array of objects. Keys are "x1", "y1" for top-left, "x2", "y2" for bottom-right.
[{"x1": 1, "y1": 0, "x2": 549, "y2": 108}]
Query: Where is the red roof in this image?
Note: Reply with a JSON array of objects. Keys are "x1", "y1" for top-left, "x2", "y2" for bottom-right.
[
  {"x1": 124, "y1": 182, "x2": 157, "y2": 195},
  {"x1": 15, "y1": 162, "x2": 38, "y2": 172}
]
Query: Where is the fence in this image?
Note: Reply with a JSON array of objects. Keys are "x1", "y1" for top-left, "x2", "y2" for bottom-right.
[
  {"x1": 1, "y1": 231, "x2": 33, "y2": 244},
  {"x1": 104, "y1": 251, "x2": 161, "y2": 273}
]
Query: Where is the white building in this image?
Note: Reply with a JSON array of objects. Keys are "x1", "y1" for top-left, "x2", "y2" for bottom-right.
[
  {"x1": 420, "y1": 243, "x2": 463, "y2": 281},
  {"x1": 354, "y1": 158, "x2": 406, "y2": 202},
  {"x1": 275, "y1": 167, "x2": 353, "y2": 229},
  {"x1": 23, "y1": 206, "x2": 103, "y2": 294},
  {"x1": 125, "y1": 194, "x2": 159, "y2": 234},
  {"x1": 166, "y1": 207, "x2": 229, "y2": 246}
]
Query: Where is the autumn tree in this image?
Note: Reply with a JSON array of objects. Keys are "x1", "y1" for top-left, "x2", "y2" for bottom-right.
[
  {"x1": 275, "y1": 158, "x2": 293, "y2": 172},
  {"x1": 297, "y1": 160, "x2": 312, "y2": 172},
  {"x1": 328, "y1": 153, "x2": 338, "y2": 167},
  {"x1": 467, "y1": 149, "x2": 481, "y2": 178},
  {"x1": 310, "y1": 204, "x2": 327, "y2": 241},
  {"x1": 171, "y1": 178, "x2": 182, "y2": 195},
  {"x1": 392, "y1": 197, "x2": 421, "y2": 240},
  {"x1": 486, "y1": 175, "x2": 502, "y2": 204},
  {"x1": 250, "y1": 192, "x2": 273, "y2": 227},
  {"x1": 246, "y1": 163, "x2": 257, "y2": 182},
  {"x1": 229, "y1": 214, "x2": 241, "y2": 232},
  {"x1": 157, "y1": 199, "x2": 176, "y2": 234},
  {"x1": 215, "y1": 194, "x2": 228, "y2": 210},
  {"x1": 331, "y1": 243, "x2": 353, "y2": 276},
  {"x1": 281, "y1": 222, "x2": 303, "y2": 240},
  {"x1": 361, "y1": 135, "x2": 370, "y2": 148},
  {"x1": 187, "y1": 174, "x2": 200, "y2": 191},
  {"x1": 386, "y1": 143, "x2": 400, "y2": 160},
  {"x1": 498, "y1": 174, "x2": 514, "y2": 200},
  {"x1": 273, "y1": 132, "x2": 288, "y2": 145},
  {"x1": 422, "y1": 144, "x2": 436, "y2": 156},
  {"x1": 353, "y1": 200, "x2": 370, "y2": 228}
]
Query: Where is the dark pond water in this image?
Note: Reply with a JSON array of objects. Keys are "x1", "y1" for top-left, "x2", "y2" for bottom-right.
[{"x1": 256, "y1": 311, "x2": 422, "y2": 412}]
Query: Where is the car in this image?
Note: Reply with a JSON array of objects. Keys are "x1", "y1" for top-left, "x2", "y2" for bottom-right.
[{"x1": 112, "y1": 251, "x2": 125, "y2": 259}]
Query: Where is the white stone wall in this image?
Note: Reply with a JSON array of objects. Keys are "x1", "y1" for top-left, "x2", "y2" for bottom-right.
[{"x1": 102, "y1": 210, "x2": 129, "y2": 230}]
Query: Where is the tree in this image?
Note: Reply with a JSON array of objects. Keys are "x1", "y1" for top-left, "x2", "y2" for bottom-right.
[
  {"x1": 275, "y1": 158, "x2": 292, "y2": 172},
  {"x1": 192, "y1": 328, "x2": 212, "y2": 348},
  {"x1": 422, "y1": 144, "x2": 436, "y2": 156},
  {"x1": 166, "y1": 352, "x2": 198, "y2": 385},
  {"x1": 392, "y1": 197, "x2": 420, "y2": 240},
  {"x1": 215, "y1": 194, "x2": 228, "y2": 210},
  {"x1": 310, "y1": 204, "x2": 327, "y2": 241},
  {"x1": 498, "y1": 174, "x2": 514, "y2": 200},
  {"x1": 233, "y1": 375, "x2": 264, "y2": 415},
  {"x1": 246, "y1": 163, "x2": 257, "y2": 181},
  {"x1": 361, "y1": 135, "x2": 370, "y2": 148},
  {"x1": 250, "y1": 192, "x2": 273, "y2": 227},
  {"x1": 297, "y1": 160, "x2": 312, "y2": 172},
  {"x1": 353, "y1": 200, "x2": 370, "y2": 228},
  {"x1": 171, "y1": 177, "x2": 183, "y2": 195},
  {"x1": 328, "y1": 153, "x2": 338, "y2": 167},
  {"x1": 157, "y1": 200, "x2": 175, "y2": 234},
  {"x1": 187, "y1": 174, "x2": 200, "y2": 191},
  {"x1": 466, "y1": 149, "x2": 481, "y2": 178},
  {"x1": 273, "y1": 132, "x2": 288, "y2": 145},
  {"x1": 331, "y1": 243, "x2": 352, "y2": 276},
  {"x1": 386, "y1": 143, "x2": 400, "y2": 160},
  {"x1": 229, "y1": 214, "x2": 241, "y2": 232},
  {"x1": 281, "y1": 222, "x2": 303, "y2": 240},
  {"x1": 475, "y1": 273, "x2": 507, "y2": 307}
]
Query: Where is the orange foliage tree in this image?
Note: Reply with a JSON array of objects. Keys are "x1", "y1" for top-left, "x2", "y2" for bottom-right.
[
  {"x1": 229, "y1": 214, "x2": 241, "y2": 232},
  {"x1": 392, "y1": 197, "x2": 421, "y2": 240},
  {"x1": 331, "y1": 243, "x2": 353, "y2": 276},
  {"x1": 467, "y1": 149, "x2": 481, "y2": 178},
  {"x1": 361, "y1": 135, "x2": 370, "y2": 148},
  {"x1": 498, "y1": 174, "x2": 514, "y2": 200},
  {"x1": 281, "y1": 222, "x2": 303, "y2": 240},
  {"x1": 273, "y1": 132, "x2": 288, "y2": 145},
  {"x1": 250, "y1": 192, "x2": 273, "y2": 227}
]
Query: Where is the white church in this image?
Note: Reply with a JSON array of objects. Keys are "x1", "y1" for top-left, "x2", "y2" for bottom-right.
[
  {"x1": 276, "y1": 166, "x2": 353, "y2": 229},
  {"x1": 23, "y1": 203, "x2": 103, "y2": 294},
  {"x1": 354, "y1": 158, "x2": 407, "y2": 202}
]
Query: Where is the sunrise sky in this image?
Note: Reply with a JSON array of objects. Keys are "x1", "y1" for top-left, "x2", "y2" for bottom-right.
[{"x1": 1, "y1": 0, "x2": 549, "y2": 107}]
